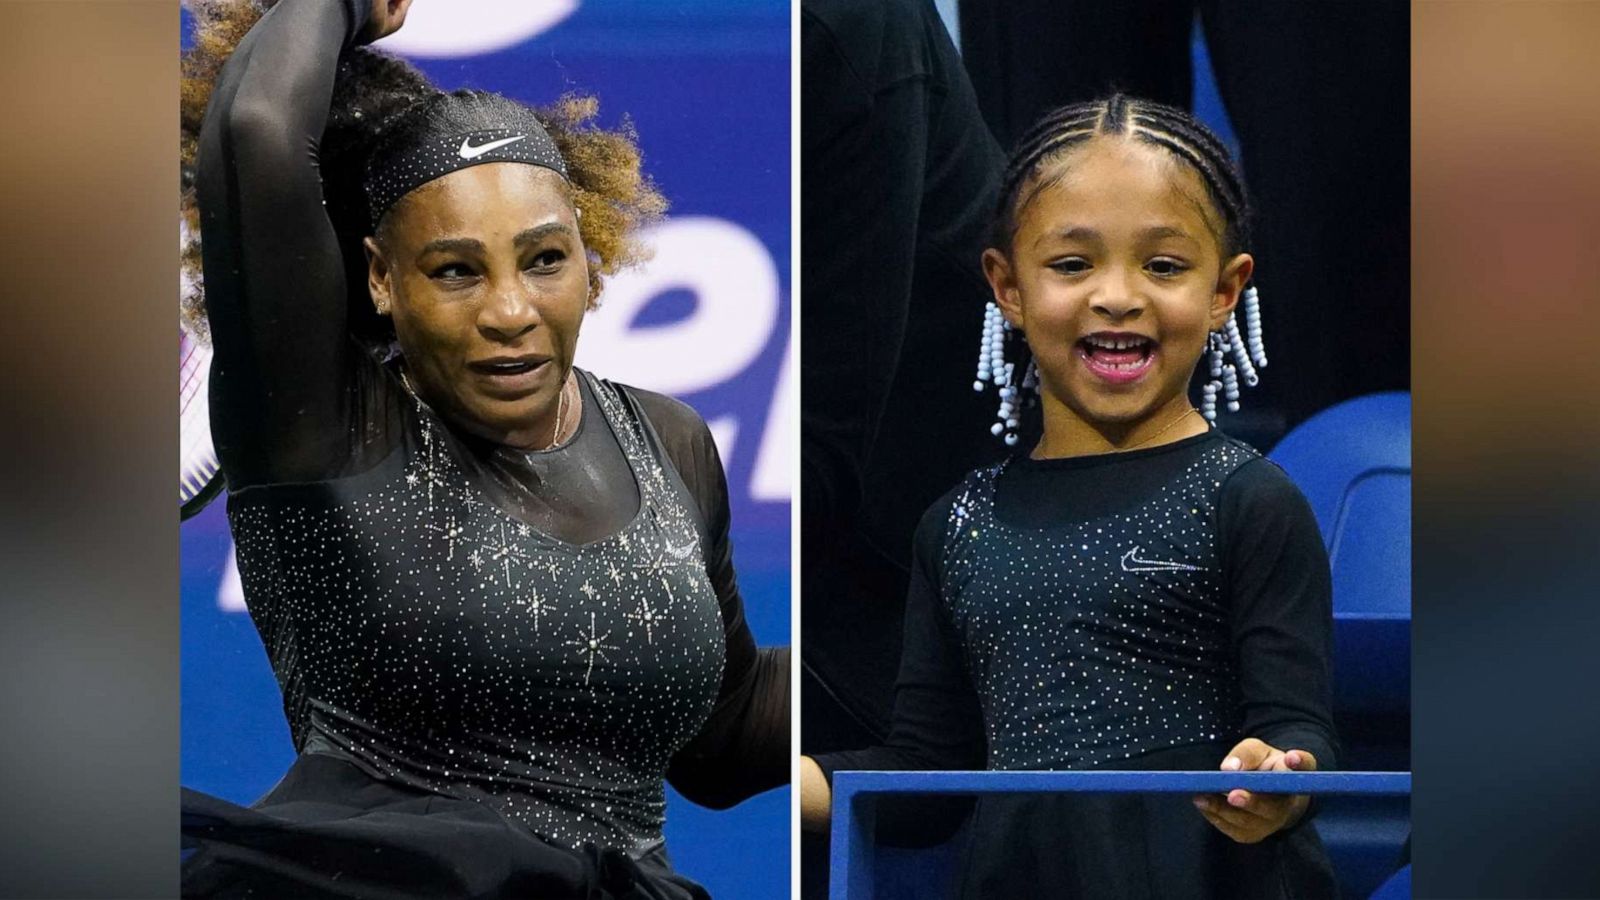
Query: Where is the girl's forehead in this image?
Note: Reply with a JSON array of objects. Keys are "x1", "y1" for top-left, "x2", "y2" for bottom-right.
[{"x1": 1021, "y1": 137, "x2": 1220, "y2": 240}]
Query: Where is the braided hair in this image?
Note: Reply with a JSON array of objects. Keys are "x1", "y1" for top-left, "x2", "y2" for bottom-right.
[
  {"x1": 976, "y1": 95, "x2": 1267, "y2": 438},
  {"x1": 180, "y1": 0, "x2": 666, "y2": 346},
  {"x1": 992, "y1": 94, "x2": 1251, "y2": 259}
]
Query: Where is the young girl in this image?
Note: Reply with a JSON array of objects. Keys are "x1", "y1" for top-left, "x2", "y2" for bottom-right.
[{"x1": 800, "y1": 95, "x2": 1338, "y2": 899}]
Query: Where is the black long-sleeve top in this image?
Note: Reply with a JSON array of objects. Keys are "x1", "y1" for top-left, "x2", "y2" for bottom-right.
[
  {"x1": 814, "y1": 431, "x2": 1339, "y2": 897},
  {"x1": 817, "y1": 430, "x2": 1338, "y2": 781},
  {"x1": 193, "y1": 0, "x2": 785, "y2": 837}
]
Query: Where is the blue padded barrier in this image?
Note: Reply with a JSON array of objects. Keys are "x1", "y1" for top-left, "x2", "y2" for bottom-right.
[
  {"x1": 829, "y1": 770, "x2": 1411, "y2": 900},
  {"x1": 1312, "y1": 796, "x2": 1411, "y2": 900}
]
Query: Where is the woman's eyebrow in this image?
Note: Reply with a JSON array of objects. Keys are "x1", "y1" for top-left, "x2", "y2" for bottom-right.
[
  {"x1": 418, "y1": 237, "x2": 485, "y2": 256},
  {"x1": 514, "y1": 223, "x2": 576, "y2": 246}
]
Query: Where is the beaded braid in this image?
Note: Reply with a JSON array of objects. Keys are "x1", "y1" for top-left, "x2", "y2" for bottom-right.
[{"x1": 977, "y1": 94, "x2": 1267, "y2": 442}]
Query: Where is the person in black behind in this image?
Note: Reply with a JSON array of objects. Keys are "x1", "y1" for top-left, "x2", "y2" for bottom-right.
[
  {"x1": 179, "y1": 2, "x2": 786, "y2": 897},
  {"x1": 800, "y1": 0, "x2": 1004, "y2": 894}
]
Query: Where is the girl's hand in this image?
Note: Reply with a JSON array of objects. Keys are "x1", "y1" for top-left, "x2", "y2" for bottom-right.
[
  {"x1": 357, "y1": 0, "x2": 415, "y2": 44},
  {"x1": 1191, "y1": 738, "x2": 1316, "y2": 844}
]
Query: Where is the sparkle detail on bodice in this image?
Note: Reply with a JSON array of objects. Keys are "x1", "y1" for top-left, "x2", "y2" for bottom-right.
[
  {"x1": 940, "y1": 441, "x2": 1255, "y2": 771},
  {"x1": 228, "y1": 373, "x2": 726, "y2": 856}
]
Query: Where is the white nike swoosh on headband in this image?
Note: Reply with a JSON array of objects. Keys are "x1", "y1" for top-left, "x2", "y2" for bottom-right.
[{"x1": 458, "y1": 134, "x2": 528, "y2": 160}]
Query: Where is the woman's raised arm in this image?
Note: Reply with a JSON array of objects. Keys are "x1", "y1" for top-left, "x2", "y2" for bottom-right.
[{"x1": 194, "y1": 0, "x2": 379, "y2": 486}]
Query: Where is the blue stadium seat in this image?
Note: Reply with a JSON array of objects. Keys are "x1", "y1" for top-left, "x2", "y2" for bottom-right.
[
  {"x1": 1367, "y1": 863, "x2": 1410, "y2": 900},
  {"x1": 1269, "y1": 392, "x2": 1411, "y2": 717}
]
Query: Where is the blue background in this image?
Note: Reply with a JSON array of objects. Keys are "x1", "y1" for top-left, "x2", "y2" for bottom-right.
[{"x1": 181, "y1": 2, "x2": 791, "y2": 897}]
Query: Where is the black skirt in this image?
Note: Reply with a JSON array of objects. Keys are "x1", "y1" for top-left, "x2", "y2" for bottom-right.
[
  {"x1": 181, "y1": 753, "x2": 710, "y2": 900},
  {"x1": 946, "y1": 744, "x2": 1336, "y2": 900}
]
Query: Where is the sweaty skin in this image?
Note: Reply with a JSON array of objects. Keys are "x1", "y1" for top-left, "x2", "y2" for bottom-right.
[{"x1": 365, "y1": 164, "x2": 590, "y2": 451}]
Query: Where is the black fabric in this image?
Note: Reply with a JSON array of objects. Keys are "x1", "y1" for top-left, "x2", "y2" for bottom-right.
[
  {"x1": 181, "y1": 753, "x2": 709, "y2": 900},
  {"x1": 960, "y1": 0, "x2": 1409, "y2": 434},
  {"x1": 816, "y1": 430, "x2": 1337, "y2": 899},
  {"x1": 799, "y1": 0, "x2": 1005, "y2": 750},
  {"x1": 189, "y1": 0, "x2": 785, "y2": 894},
  {"x1": 799, "y1": 5, "x2": 1004, "y2": 893},
  {"x1": 364, "y1": 123, "x2": 569, "y2": 229},
  {"x1": 222, "y1": 372, "x2": 733, "y2": 856}
]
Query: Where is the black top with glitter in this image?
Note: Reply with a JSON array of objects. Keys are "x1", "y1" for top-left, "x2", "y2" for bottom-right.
[
  {"x1": 816, "y1": 429, "x2": 1337, "y2": 778},
  {"x1": 231, "y1": 371, "x2": 731, "y2": 855},
  {"x1": 814, "y1": 431, "x2": 1339, "y2": 897},
  {"x1": 191, "y1": 0, "x2": 785, "y2": 864}
]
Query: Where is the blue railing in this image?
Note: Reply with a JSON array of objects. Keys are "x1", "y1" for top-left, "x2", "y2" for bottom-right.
[{"x1": 829, "y1": 770, "x2": 1412, "y2": 900}]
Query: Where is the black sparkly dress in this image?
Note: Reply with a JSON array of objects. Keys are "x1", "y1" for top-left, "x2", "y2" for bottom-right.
[
  {"x1": 181, "y1": 2, "x2": 785, "y2": 897},
  {"x1": 816, "y1": 431, "x2": 1340, "y2": 899}
]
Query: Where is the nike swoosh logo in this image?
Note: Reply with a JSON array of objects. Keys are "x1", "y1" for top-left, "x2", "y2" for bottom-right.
[
  {"x1": 1120, "y1": 546, "x2": 1204, "y2": 573},
  {"x1": 458, "y1": 134, "x2": 528, "y2": 160}
]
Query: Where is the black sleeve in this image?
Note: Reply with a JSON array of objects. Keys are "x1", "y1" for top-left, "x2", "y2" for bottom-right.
[
  {"x1": 812, "y1": 497, "x2": 988, "y2": 782},
  {"x1": 631, "y1": 391, "x2": 789, "y2": 809},
  {"x1": 1219, "y1": 457, "x2": 1340, "y2": 770},
  {"x1": 194, "y1": 0, "x2": 372, "y2": 488}
]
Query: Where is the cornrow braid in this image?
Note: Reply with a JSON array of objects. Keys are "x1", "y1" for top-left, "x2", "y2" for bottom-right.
[
  {"x1": 977, "y1": 94, "x2": 1268, "y2": 440},
  {"x1": 992, "y1": 94, "x2": 1251, "y2": 256},
  {"x1": 993, "y1": 104, "x2": 1103, "y2": 247},
  {"x1": 1127, "y1": 105, "x2": 1250, "y2": 253}
]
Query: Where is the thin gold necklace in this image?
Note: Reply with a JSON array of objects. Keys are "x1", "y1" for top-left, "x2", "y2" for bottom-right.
[
  {"x1": 399, "y1": 368, "x2": 573, "y2": 451},
  {"x1": 1121, "y1": 405, "x2": 1201, "y2": 452},
  {"x1": 545, "y1": 375, "x2": 571, "y2": 449}
]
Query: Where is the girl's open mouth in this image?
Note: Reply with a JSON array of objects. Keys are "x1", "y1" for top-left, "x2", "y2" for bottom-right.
[{"x1": 1076, "y1": 333, "x2": 1157, "y2": 385}]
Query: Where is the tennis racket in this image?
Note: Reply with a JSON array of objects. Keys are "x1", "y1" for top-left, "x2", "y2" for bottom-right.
[{"x1": 181, "y1": 325, "x2": 225, "y2": 520}]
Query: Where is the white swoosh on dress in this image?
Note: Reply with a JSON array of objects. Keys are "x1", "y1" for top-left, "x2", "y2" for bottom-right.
[{"x1": 1120, "y1": 546, "x2": 1205, "y2": 573}]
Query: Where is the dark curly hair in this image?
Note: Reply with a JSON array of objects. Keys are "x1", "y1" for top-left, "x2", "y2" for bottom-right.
[{"x1": 180, "y1": 0, "x2": 667, "y2": 345}]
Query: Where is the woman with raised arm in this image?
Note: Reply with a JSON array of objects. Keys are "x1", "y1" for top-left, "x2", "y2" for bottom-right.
[{"x1": 179, "y1": 2, "x2": 787, "y2": 897}]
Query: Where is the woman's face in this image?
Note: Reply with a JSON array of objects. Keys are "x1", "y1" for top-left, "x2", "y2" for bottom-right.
[
  {"x1": 984, "y1": 136, "x2": 1251, "y2": 432},
  {"x1": 366, "y1": 163, "x2": 590, "y2": 449}
]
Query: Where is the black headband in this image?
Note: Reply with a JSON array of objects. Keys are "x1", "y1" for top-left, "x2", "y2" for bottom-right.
[{"x1": 364, "y1": 124, "x2": 568, "y2": 230}]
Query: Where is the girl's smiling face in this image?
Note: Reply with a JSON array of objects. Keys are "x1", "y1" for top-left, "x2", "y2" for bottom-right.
[{"x1": 984, "y1": 135, "x2": 1252, "y2": 443}]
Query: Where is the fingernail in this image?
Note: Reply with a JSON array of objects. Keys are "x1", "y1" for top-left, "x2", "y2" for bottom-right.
[
  {"x1": 1229, "y1": 793, "x2": 1247, "y2": 808},
  {"x1": 1193, "y1": 797, "x2": 1209, "y2": 810},
  {"x1": 1223, "y1": 756, "x2": 1241, "y2": 771}
]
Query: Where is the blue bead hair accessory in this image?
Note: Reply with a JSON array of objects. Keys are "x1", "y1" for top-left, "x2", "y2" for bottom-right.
[
  {"x1": 1201, "y1": 285, "x2": 1268, "y2": 421},
  {"x1": 974, "y1": 301, "x2": 1035, "y2": 446}
]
